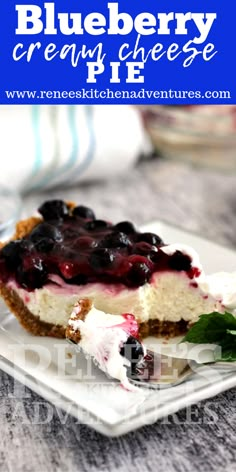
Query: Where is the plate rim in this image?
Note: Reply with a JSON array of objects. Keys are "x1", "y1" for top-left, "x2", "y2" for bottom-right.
[{"x1": 142, "y1": 219, "x2": 236, "y2": 257}]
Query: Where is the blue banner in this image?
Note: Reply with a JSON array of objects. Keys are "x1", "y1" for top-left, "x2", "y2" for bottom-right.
[{"x1": 0, "y1": 0, "x2": 234, "y2": 104}]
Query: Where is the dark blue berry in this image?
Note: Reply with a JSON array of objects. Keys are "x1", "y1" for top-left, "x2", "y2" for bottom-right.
[
  {"x1": 72, "y1": 236, "x2": 97, "y2": 250},
  {"x1": 100, "y1": 232, "x2": 131, "y2": 248},
  {"x1": 126, "y1": 262, "x2": 150, "y2": 286},
  {"x1": 16, "y1": 258, "x2": 48, "y2": 289},
  {"x1": 138, "y1": 232, "x2": 163, "y2": 246},
  {"x1": 169, "y1": 251, "x2": 192, "y2": 271},
  {"x1": 30, "y1": 223, "x2": 62, "y2": 241},
  {"x1": 35, "y1": 238, "x2": 55, "y2": 253},
  {"x1": 114, "y1": 221, "x2": 136, "y2": 234},
  {"x1": 29, "y1": 223, "x2": 62, "y2": 253},
  {"x1": 1, "y1": 240, "x2": 32, "y2": 270},
  {"x1": 38, "y1": 200, "x2": 69, "y2": 221},
  {"x1": 63, "y1": 228, "x2": 79, "y2": 239},
  {"x1": 72, "y1": 205, "x2": 95, "y2": 220},
  {"x1": 120, "y1": 335, "x2": 144, "y2": 363},
  {"x1": 89, "y1": 248, "x2": 115, "y2": 270},
  {"x1": 133, "y1": 242, "x2": 154, "y2": 256},
  {"x1": 150, "y1": 250, "x2": 160, "y2": 263},
  {"x1": 85, "y1": 220, "x2": 110, "y2": 231}
]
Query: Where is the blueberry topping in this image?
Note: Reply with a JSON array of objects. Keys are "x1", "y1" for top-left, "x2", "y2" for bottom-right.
[
  {"x1": 29, "y1": 223, "x2": 62, "y2": 242},
  {"x1": 120, "y1": 335, "x2": 144, "y2": 363},
  {"x1": 133, "y1": 242, "x2": 155, "y2": 256},
  {"x1": 89, "y1": 248, "x2": 115, "y2": 270},
  {"x1": 138, "y1": 232, "x2": 163, "y2": 246},
  {"x1": 126, "y1": 261, "x2": 150, "y2": 286},
  {"x1": 35, "y1": 238, "x2": 55, "y2": 253},
  {"x1": 85, "y1": 220, "x2": 110, "y2": 231},
  {"x1": 100, "y1": 232, "x2": 131, "y2": 248},
  {"x1": 150, "y1": 250, "x2": 160, "y2": 263},
  {"x1": 1, "y1": 240, "x2": 31, "y2": 270},
  {"x1": 169, "y1": 250, "x2": 192, "y2": 271},
  {"x1": 72, "y1": 236, "x2": 97, "y2": 250},
  {"x1": 67, "y1": 274, "x2": 88, "y2": 285},
  {"x1": 63, "y1": 228, "x2": 79, "y2": 239},
  {"x1": 72, "y1": 205, "x2": 95, "y2": 220},
  {"x1": 0, "y1": 199, "x2": 183, "y2": 291},
  {"x1": 38, "y1": 200, "x2": 69, "y2": 221},
  {"x1": 29, "y1": 223, "x2": 62, "y2": 253},
  {"x1": 16, "y1": 257, "x2": 48, "y2": 289},
  {"x1": 114, "y1": 221, "x2": 136, "y2": 234},
  {"x1": 59, "y1": 261, "x2": 81, "y2": 279}
]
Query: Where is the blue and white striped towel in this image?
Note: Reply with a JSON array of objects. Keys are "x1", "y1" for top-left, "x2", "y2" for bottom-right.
[{"x1": 0, "y1": 105, "x2": 149, "y2": 193}]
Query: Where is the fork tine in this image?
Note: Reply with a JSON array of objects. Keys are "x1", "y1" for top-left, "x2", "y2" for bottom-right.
[{"x1": 126, "y1": 349, "x2": 193, "y2": 389}]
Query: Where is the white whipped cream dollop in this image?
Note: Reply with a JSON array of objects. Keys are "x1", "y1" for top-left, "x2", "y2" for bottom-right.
[
  {"x1": 68, "y1": 305, "x2": 142, "y2": 390},
  {"x1": 199, "y1": 272, "x2": 236, "y2": 315}
]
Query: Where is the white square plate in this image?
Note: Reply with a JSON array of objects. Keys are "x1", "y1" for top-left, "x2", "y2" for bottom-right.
[{"x1": 0, "y1": 221, "x2": 236, "y2": 437}]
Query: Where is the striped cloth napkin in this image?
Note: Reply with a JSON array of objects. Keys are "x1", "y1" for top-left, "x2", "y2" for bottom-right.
[{"x1": 0, "y1": 105, "x2": 149, "y2": 193}]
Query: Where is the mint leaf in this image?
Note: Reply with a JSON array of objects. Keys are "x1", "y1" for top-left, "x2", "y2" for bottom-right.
[
  {"x1": 182, "y1": 312, "x2": 236, "y2": 362},
  {"x1": 183, "y1": 312, "x2": 236, "y2": 343}
]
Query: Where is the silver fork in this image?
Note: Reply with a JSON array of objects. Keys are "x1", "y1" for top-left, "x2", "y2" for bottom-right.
[
  {"x1": 126, "y1": 349, "x2": 198, "y2": 389},
  {"x1": 67, "y1": 338, "x2": 236, "y2": 389},
  {"x1": 126, "y1": 349, "x2": 236, "y2": 389}
]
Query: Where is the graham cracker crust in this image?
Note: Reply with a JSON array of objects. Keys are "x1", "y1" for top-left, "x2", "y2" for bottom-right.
[
  {"x1": 139, "y1": 318, "x2": 188, "y2": 339},
  {"x1": 66, "y1": 298, "x2": 93, "y2": 343}
]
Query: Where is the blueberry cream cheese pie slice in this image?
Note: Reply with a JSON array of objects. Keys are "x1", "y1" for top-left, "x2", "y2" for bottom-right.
[{"x1": 0, "y1": 199, "x2": 225, "y2": 339}]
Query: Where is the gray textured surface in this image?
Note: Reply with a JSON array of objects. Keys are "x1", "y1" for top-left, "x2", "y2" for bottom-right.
[{"x1": 1, "y1": 158, "x2": 236, "y2": 472}]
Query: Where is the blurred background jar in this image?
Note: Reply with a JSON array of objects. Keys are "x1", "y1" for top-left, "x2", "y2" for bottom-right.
[{"x1": 140, "y1": 105, "x2": 236, "y2": 171}]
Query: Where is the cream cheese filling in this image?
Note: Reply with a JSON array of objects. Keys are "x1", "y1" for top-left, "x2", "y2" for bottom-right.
[{"x1": 7, "y1": 270, "x2": 222, "y2": 328}]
